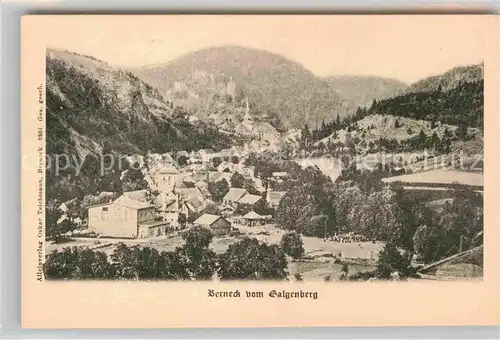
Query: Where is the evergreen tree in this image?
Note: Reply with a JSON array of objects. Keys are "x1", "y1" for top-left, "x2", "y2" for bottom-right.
[
  {"x1": 457, "y1": 123, "x2": 468, "y2": 141},
  {"x1": 394, "y1": 118, "x2": 401, "y2": 128},
  {"x1": 300, "y1": 124, "x2": 312, "y2": 150}
]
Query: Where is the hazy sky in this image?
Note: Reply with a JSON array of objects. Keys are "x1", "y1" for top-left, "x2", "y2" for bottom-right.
[{"x1": 41, "y1": 15, "x2": 488, "y2": 83}]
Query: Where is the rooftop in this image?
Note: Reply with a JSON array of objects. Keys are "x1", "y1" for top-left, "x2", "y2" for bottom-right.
[
  {"x1": 123, "y1": 190, "x2": 149, "y2": 202},
  {"x1": 177, "y1": 187, "x2": 204, "y2": 201},
  {"x1": 272, "y1": 172, "x2": 288, "y2": 177},
  {"x1": 242, "y1": 211, "x2": 272, "y2": 220},
  {"x1": 157, "y1": 164, "x2": 179, "y2": 174},
  {"x1": 267, "y1": 191, "x2": 286, "y2": 205},
  {"x1": 223, "y1": 188, "x2": 248, "y2": 202},
  {"x1": 185, "y1": 196, "x2": 204, "y2": 209},
  {"x1": 114, "y1": 195, "x2": 153, "y2": 210},
  {"x1": 193, "y1": 214, "x2": 223, "y2": 226},
  {"x1": 238, "y1": 193, "x2": 262, "y2": 205}
]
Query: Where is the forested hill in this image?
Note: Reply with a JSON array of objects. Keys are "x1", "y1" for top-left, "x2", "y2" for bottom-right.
[
  {"x1": 367, "y1": 79, "x2": 483, "y2": 128},
  {"x1": 46, "y1": 48, "x2": 231, "y2": 158},
  {"x1": 312, "y1": 71, "x2": 483, "y2": 143},
  {"x1": 407, "y1": 63, "x2": 483, "y2": 94},
  {"x1": 131, "y1": 45, "x2": 356, "y2": 128},
  {"x1": 364, "y1": 63, "x2": 484, "y2": 128}
]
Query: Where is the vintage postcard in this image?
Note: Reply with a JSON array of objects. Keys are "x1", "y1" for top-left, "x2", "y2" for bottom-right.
[{"x1": 21, "y1": 15, "x2": 499, "y2": 328}]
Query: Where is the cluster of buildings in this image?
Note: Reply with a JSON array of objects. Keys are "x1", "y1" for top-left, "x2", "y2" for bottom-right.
[{"x1": 87, "y1": 150, "x2": 289, "y2": 239}]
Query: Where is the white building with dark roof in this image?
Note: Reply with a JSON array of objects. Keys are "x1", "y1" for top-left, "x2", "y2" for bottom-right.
[{"x1": 88, "y1": 194, "x2": 170, "y2": 238}]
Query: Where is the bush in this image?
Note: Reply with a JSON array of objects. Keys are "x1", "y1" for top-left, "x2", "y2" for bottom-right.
[
  {"x1": 280, "y1": 232, "x2": 304, "y2": 259},
  {"x1": 44, "y1": 247, "x2": 115, "y2": 280},
  {"x1": 375, "y1": 242, "x2": 411, "y2": 279},
  {"x1": 218, "y1": 237, "x2": 288, "y2": 280},
  {"x1": 303, "y1": 215, "x2": 329, "y2": 238},
  {"x1": 208, "y1": 180, "x2": 229, "y2": 202}
]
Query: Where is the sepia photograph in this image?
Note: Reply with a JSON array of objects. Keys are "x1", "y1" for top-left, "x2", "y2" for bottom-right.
[
  {"x1": 40, "y1": 16, "x2": 485, "y2": 283},
  {"x1": 20, "y1": 14, "x2": 500, "y2": 329}
]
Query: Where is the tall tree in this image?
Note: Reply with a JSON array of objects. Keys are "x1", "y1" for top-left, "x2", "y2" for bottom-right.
[{"x1": 218, "y1": 237, "x2": 288, "y2": 280}]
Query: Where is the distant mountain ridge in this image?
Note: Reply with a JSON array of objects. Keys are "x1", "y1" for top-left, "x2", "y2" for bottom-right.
[
  {"x1": 407, "y1": 63, "x2": 484, "y2": 94},
  {"x1": 131, "y1": 45, "x2": 356, "y2": 128},
  {"x1": 323, "y1": 75, "x2": 408, "y2": 108}
]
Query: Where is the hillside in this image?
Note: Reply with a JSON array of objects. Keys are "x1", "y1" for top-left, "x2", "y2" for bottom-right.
[
  {"x1": 317, "y1": 114, "x2": 480, "y2": 146},
  {"x1": 46, "y1": 48, "x2": 231, "y2": 158},
  {"x1": 368, "y1": 79, "x2": 483, "y2": 128},
  {"x1": 324, "y1": 75, "x2": 407, "y2": 108},
  {"x1": 407, "y1": 63, "x2": 483, "y2": 94},
  {"x1": 131, "y1": 45, "x2": 356, "y2": 128}
]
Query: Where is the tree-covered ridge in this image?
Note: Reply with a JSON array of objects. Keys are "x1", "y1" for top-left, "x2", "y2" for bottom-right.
[
  {"x1": 367, "y1": 80, "x2": 483, "y2": 128},
  {"x1": 131, "y1": 45, "x2": 356, "y2": 128},
  {"x1": 310, "y1": 79, "x2": 483, "y2": 146},
  {"x1": 46, "y1": 49, "x2": 232, "y2": 157},
  {"x1": 407, "y1": 63, "x2": 483, "y2": 94}
]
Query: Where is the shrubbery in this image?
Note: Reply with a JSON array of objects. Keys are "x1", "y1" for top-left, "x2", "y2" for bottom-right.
[
  {"x1": 280, "y1": 232, "x2": 304, "y2": 259},
  {"x1": 44, "y1": 231, "x2": 289, "y2": 281}
]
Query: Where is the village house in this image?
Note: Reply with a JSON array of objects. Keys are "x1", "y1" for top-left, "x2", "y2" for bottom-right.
[
  {"x1": 88, "y1": 195, "x2": 170, "y2": 238},
  {"x1": 211, "y1": 150, "x2": 223, "y2": 159},
  {"x1": 176, "y1": 150, "x2": 190, "y2": 159},
  {"x1": 188, "y1": 151, "x2": 202, "y2": 164},
  {"x1": 217, "y1": 161, "x2": 234, "y2": 173},
  {"x1": 188, "y1": 115, "x2": 199, "y2": 124},
  {"x1": 223, "y1": 188, "x2": 248, "y2": 207},
  {"x1": 59, "y1": 202, "x2": 68, "y2": 213},
  {"x1": 195, "y1": 181, "x2": 212, "y2": 200},
  {"x1": 176, "y1": 187, "x2": 205, "y2": 202},
  {"x1": 208, "y1": 171, "x2": 232, "y2": 185},
  {"x1": 181, "y1": 174, "x2": 197, "y2": 188},
  {"x1": 173, "y1": 177, "x2": 188, "y2": 190},
  {"x1": 237, "y1": 193, "x2": 263, "y2": 208},
  {"x1": 175, "y1": 187, "x2": 208, "y2": 218},
  {"x1": 193, "y1": 214, "x2": 232, "y2": 237},
  {"x1": 223, "y1": 187, "x2": 263, "y2": 210},
  {"x1": 160, "y1": 153, "x2": 176, "y2": 164},
  {"x1": 154, "y1": 164, "x2": 179, "y2": 193},
  {"x1": 252, "y1": 177, "x2": 266, "y2": 193},
  {"x1": 180, "y1": 197, "x2": 206, "y2": 217},
  {"x1": 271, "y1": 172, "x2": 288, "y2": 183},
  {"x1": 240, "y1": 166, "x2": 256, "y2": 180},
  {"x1": 266, "y1": 191, "x2": 286, "y2": 209},
  {"x1": 198, "y1": 149, "x2": 215, "y2": 163},
  {"x1": 153, "y1": 191, "x2": 180, "y2": 229}
]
